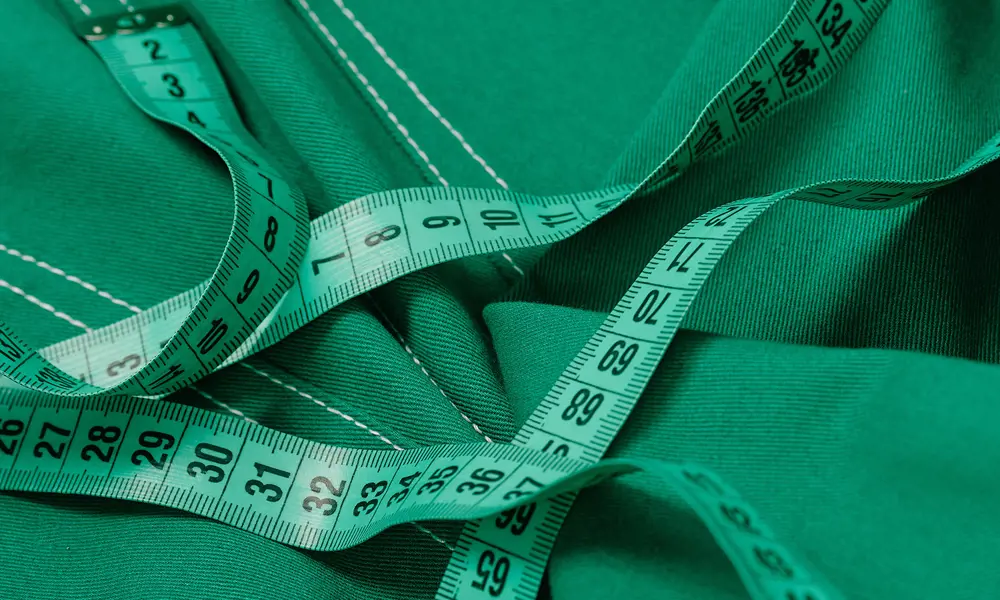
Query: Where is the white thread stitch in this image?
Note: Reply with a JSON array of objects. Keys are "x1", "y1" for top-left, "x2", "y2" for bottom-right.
[
  {"x1": 300, "y1": 3, "x2": 520, "y2": 435},
  {"x1": 0, "y1": 279, "x2": 92, "y2": 331},
  {"x1": 11, "y1": 14, "x2": 458, "y2": 547},
  {"x1": 6, "y1": 267, "x2": 450, "y2": 548},
  {"x1": 500, "y1": 252, "x2": 525, "y2": 276},
  {"x1": 333, "y1": 0, "x2": 509, "y2": 190},
  {"x1": 412, "y1": 522, "x2": 456, "y2": 551},
  {"x1": 7, "y1": 246, "x2": 451, "y2": 549},
  {"x1": 239, "y1": 362, "x2": 405, "y2": 451},
  {"x1": 118, "y1": 0, "x2": 136, "y2": 12},
  {"x1": 1, "y1": 248, "x2": 257, "y2": 423},
  {"x1": 0, "y1": 244, "x2": 143, "y2": 314},
  {"x1": 297, "y1": 0, "x2": 448, "y2": 186},
  {"x1": 73, "y1": 0, "x2": 92, "y2": 16},
  {"x1": 329, "y1": 2, "x2": 525, "y2": 276},
  {"x1": 4, "y1": 276, "x2": 446, "y2": 545},
  {"x1": 192, "y1": 385, "x2": 259, "y2": 424},
  {"x1": 368, "y1": 301, "x2": 494, "y2": 443},
  {"x1": 304, "y1": 1, "x2": 526, "y2": 278},
  {"x1": 5, "y1": 266, "x2": 448, "y2": 548}
]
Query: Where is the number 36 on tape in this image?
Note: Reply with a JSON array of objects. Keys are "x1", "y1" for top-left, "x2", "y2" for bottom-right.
[{"x1": 0, "y1": 387, "x2": 833, "y2": 600}]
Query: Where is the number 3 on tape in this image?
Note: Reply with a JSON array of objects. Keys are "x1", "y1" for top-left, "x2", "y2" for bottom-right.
[{"x1": 0, "y1": 3, "x2": 310, "y2": 399}]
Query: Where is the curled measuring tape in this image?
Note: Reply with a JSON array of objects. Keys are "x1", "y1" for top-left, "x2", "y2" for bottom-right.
[
  {"x1": 438, "y1": 140, "x2": 1000, "y2": 600},
  {"x1": 5, "y1": 0, "x2": 889, "y2": 397},
  {"x1": 7, "y1": 0, "x2": 989, "y2": 599},
  {"x1": 0, "y1": 4, "x2": 311, "y2": 399},
  {"x1": 5, "y1": 133, "x2": 1000, "y2": 599}
]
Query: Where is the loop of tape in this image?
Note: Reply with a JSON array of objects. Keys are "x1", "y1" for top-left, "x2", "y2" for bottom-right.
[
  {"x1": 1, "y1": 4, "x2": 312, "y2": 399},
  {"x1": 6, "y1": 1, "x2": 987, "y2": 599}
]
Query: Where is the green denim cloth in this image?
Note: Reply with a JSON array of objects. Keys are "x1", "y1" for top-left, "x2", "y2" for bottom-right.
[{"x1": 3, "y1": 0, "x2": 1000, "y2": 598}]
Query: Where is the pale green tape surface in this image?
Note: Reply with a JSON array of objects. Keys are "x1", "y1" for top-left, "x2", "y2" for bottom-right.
[
  {"x1": 436, "y1": 122, "x2": 1000, "y2": 598},
  {"x1": 441, "y1": 0, "x2": 901, "y2": 598},
  {"x1": 9, "y1": 156, "x2": 1000, "y2": 598},
  {"x1": 0, "y1": 7, "x2": 311, "y2": 400},
  {"x1": 0, "y1": 389, "x2": 784, "y2": 555},
  {"x1": 4, "y1": 1, "x2": 990, "y2": 600},
  {"x1": 4, "y1": 0, "x2": 891, "y2": 397}
]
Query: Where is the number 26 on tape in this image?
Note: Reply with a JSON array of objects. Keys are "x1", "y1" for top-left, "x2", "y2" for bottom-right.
[{"x1": 0, "y1": 419, "x2": 24, "y2": 457}]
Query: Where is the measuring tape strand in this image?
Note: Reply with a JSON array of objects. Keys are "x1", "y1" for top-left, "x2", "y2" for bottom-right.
[
  {"x1": 0, "y1": 381, "x2": 837, "y2": 594},
  {"x1": 6, "y1": 1, "x2": 984, "y2": 599},
  {"x1": 6, "y1": 150, "x2": 1000, "y2": 596},
  {"x1": 4, "y1": 125, "x2": 1000, "y2": 594},
  {"x1": 437, "y1": 124, "x2": 1000, "y2": 600},
  {"x1": 2, "y1": 135, "x2": 997, "y2": 596},
  {"x1": 0, "y1": 3, "x2": 310, "y2": 399},
  {"x1": 5, "y1": 0, "x2": 890, "y2": 401}
]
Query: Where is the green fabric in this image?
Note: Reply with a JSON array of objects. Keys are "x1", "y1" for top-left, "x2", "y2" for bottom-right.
[{"x1": 2, "y1": 0, "x2": 1000, "y2": 598}]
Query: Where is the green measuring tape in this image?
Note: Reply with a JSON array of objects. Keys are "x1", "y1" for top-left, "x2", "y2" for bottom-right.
[
  {"x1": 0, "y1": 3, "x2": 311, "y2": 399},
  {"x1": 5, "y1": 0, "x2": 992, "y2": 598},
  {"x1": 8, "y1": 0, "x2": 891, "y2": 391}
]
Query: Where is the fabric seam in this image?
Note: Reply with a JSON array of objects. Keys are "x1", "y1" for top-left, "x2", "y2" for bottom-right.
[
  {"x1": 297, "y1": 0, "x2": 522, "y2": 438},
  {"x1": 0, "y1": 244, "x2": 143, "y2": 314},
  {"x1": 367, "y1": 297, "x2": 494, "y2": 443},
  {"x1": 295, "y1": 0, "x2": 449, "y2": 186},
  {"x1": 332, "y1": 0, "x2": 509, "y2": 190},
  {"x1": 294, "y1": 0, "x2": 526, "y2": 279},
  {"x1": 0, "y1": 279, "x2": 92, "y2": 331},
  {"x1": 239, "y1": 361, "x2": 405, "y2": 451}
]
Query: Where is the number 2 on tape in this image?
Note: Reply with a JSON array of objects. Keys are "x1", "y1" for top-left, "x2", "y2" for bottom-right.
[{"x1": 0, "y1": 4, "x2": 310, "y2": 400}]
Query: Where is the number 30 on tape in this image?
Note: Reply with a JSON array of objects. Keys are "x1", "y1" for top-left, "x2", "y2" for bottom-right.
[{"x1": 10, "y1": 1, "x2": 997, "y2": 600}]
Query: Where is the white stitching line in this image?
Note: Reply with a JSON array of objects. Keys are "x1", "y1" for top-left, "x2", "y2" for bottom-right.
[
  {"x1": 333, "y1": 0, "x2": 509, "y2": 190},
  {"x1": 1, "y1": 249, "x2": 256, "y2": 424},
  {"x1": 301, "y1": 4, "x2": 517, "y2": 440},
  {"x1": 328, "y1": 1, "x2": 525, "y2": 278},
  {"x1": 2, "y1": 256, "x2": 400, "y2": 462},
  {"x1": 239, "y1": 362, "x2": 405, "y2": 451},
  {"x1": 0, "y1": 244, "x2": 143, "y2": 314},
  {"x1": 73, "y1": 0, "x2": 92, "y2": 16},
  {"x1": 300, "y1": 2, "x2": 506, "y2": 437},
  {"x1": 3, "y1": 272, "x2": 443, "y2": 546},
  {"x1": 0, "y1": 282, "x2": 252, "y2": 422},
  {"x1": 13, "y1": 11, "x2": 457, "y2": 544},
  {"x1": 396, "y1": 336, "x2": 494, "y2": 443},
  {"x1": 368, "y1": 300, "x2": 493, "y2": 443},
  {"x1": 6, "y1": 250, "x2": 447, "y2": 547},
  {"x1": 0, "y1": 279, "x2": 93, "y2": 331},
  {"x1": 500, "y1": 253, "x2": 525, "y2": 277},
  {"x1": 297, "y1": 0, "x2": 448, "y2": 186},
  {"x1": 5, "y1": 269, "x2": 446, "y2": 548},
  {"x1": 4, "y1": 258, "x2": 407, "y2": 489},
  {"x1": 0, "y1": 276, "x2": 265, "y2": 423},
  {"x1": 54, "y1": 2, "x2": 493, "y2": 546},
  {"x1": 412, "y1": 522, "x2": 456, "y2": 552},
  {"x1": 4, "y1": 267, "x2": 446, "y2": 549}
]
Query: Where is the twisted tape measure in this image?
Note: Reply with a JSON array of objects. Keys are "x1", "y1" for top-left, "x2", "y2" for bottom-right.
[
  {"x1": 3, "y1": 126, "x2": 999, "y2": 598},
  {"x1": 0, "y1": 388, "x2": 812, "y2": 558},
  {"x1": 2, "y1": 0, "x2": 888, "y2": 394},
  {"x1": 3, "y1": 0, "x2": 981, "y2": 599},
  {"x1": 439, "y1": 127, "x2": 1000, "y2": 600},
  {"x1": 0, "y1": 4, "x2": 310, "y2": 399}
]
